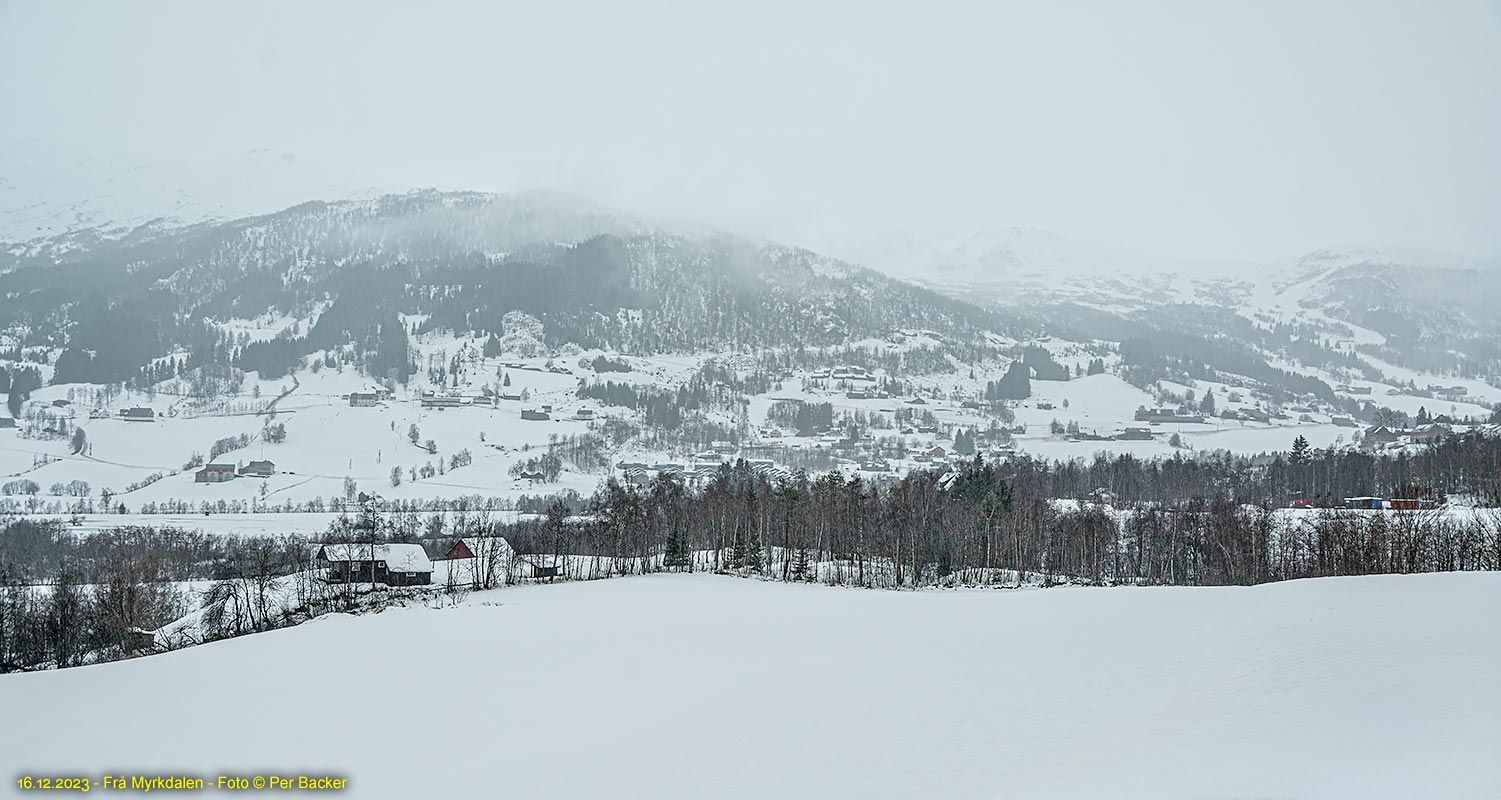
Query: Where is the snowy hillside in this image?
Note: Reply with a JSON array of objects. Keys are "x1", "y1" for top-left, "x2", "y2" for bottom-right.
[
  {"x1": 0, "y1": 140, "x2": 393, "y2": 246},
  {"x1": 4, "y1": 572, "x2": 1497, "y2": 798}
]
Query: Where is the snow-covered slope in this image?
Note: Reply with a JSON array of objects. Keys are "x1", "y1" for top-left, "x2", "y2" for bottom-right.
[{"x1": 3, "y1": 572, "x2": 1496, "y2": 798}]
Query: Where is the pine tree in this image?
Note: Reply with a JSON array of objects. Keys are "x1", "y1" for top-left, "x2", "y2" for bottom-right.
[
  {"x1": 1290, "y1": 435, "x2": 1310, "y2": 463},
  {"x1": 789, "y1": 547, "x2": 811, "y2": 581},
  {"x1": 663, "y1": 527, "x2": 690, "y2": 571}
]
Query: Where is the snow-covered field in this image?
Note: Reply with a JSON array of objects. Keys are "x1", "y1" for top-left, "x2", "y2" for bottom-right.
[{"x1": 4, "y1": 572, "x2": 1497, "y2": 799}]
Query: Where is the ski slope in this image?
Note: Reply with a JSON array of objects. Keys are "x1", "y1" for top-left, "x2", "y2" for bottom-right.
[{"x1": 3, "y1": 572, "x2": 1497, "y2": 799}]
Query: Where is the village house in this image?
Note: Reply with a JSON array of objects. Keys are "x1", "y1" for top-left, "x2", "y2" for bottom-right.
[
  {"x1": 1116, "y1": 427, "x2": 1154, "y2": 441},
  {"x1": 1408, "y1": 423, "x2": 1451, "y2": 445},
  {"x1": 348, "y1": 391, "x2": 379, "y2": 407},
  {"x1": 194, "y1": 463, "x2": 237, "y2": 483},
  {"x1": 520, "y1": 408, "x2": 550, "y2": 421},
  {"x1": 421, "y1": 393, "x2": 465, "y2": 409},
  {"x1": 317, "y1": 543, "x2": 433, "y2": 586},
  {"x1": 120, "y1": 406, "x2": 155, "y2": 421},
  {"x1": 922, "y1": 445, "x2": 948, "y2": 459},
  {"x1": 1363, "y1": 425, "x2": 1400, "y2": 447},
  {"x1": 239, "y1": 460, "x2": 275, "y2": 478}
]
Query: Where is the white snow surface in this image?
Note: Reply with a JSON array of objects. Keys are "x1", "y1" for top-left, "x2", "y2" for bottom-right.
[{"x1": 3, "y1": 572, "x2": 1497, "y2": 799}]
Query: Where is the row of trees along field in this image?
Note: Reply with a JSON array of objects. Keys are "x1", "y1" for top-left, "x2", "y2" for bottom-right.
[{"x1": 500, "y1": 453, "x2": 1500, "y2": 589}]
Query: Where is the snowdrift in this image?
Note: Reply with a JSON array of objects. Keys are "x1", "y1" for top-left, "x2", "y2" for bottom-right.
[{"x1": 3, "y1": 572, "x2": 1498, "y2": 799}]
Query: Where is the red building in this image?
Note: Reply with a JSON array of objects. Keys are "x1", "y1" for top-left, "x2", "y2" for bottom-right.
[{"x1": 194, "y1": 463, "x2": 236, "y2": 483}]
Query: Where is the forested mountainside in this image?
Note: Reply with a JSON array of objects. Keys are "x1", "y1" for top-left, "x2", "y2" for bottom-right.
[
  {"x1": 1293, "y1": 255, "x2": 1501, "y2": 375},
  {"x1": 0, "y1": 191, "x2": 1027, "y2": 386},
  {"x1": 2, "y1": 189, "x2": 1496, "y2": 422},
  {"x1": 886, "y1": 232, "x2": 1501, "y2": 383}
]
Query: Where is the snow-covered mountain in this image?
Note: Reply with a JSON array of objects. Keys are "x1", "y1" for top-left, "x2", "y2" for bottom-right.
[
  {"x1": 794, "y1": 222, "x2": 1501, "y2": 377},
  {"x1": 1, "y1": 168, "x2": 1497, "y2": 417},
  {"x1": 0, "y1": 140, "x2": 389, "y2": 245}
]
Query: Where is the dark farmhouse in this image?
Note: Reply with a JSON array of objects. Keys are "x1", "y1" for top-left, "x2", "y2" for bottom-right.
[
  {"x1": 317, "y1": 543, "x2": 433, "y2": 586},
  {"x1": 240, "y1": 460, "x2": 276, "y2": 478}
]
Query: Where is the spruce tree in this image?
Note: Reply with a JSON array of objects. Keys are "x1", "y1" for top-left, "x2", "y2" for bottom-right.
[
  {"x1": 790, "y1": 547, "x2": 811, "y2": 581},
  {"x1": 1290, "y1": 435, "x2": 1310, "y2": 463},
  {"x1": 663, "y1": 527, "x2": 690, "y2": 571}
]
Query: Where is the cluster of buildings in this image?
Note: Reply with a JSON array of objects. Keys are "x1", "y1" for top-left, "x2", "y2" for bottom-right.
[
  {"x1": 348, "y1": 390, "x2": 594, "y2": 424},
  {"x1": 194, "y1": 459, "x2": 276, "y2": 483},
  {"x1": 1134, "y1": 407, "x2": 1207, "y2": 425},
  {"x1": 809, "y1": 365, "x2": 876, "y2": 382},
  {"x1": 314, "y1": 535, "x2": 572, "y2": 587},
  {"x1": 1289, "y1": 496, "x2": 1444, "y2": 511},
  {"x1": 1360, "y1": 423, "x2": 1453, "y2": 450}
]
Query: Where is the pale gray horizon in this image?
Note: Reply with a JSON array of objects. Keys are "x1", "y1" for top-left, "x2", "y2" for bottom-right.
[{"x1": 1, "y1": 0, "x2": 1498, "y2": 262}]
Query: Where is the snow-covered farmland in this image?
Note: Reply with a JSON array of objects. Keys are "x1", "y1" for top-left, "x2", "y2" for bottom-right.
[{"x1": 3, "y1": 572, "x2": 1497, "y2": 799}]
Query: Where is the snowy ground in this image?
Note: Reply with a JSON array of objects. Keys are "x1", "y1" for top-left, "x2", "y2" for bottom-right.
[{"x1": 3, "y1": 572, "x2": 1497, "y2": 799}]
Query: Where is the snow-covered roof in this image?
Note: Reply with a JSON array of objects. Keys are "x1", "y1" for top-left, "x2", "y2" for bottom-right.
[{"x1": 318, "y1": 543, "x2": 432, "y2": 573}]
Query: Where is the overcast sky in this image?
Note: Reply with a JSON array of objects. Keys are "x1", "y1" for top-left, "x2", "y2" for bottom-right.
[{"x1": 1, "y1": 0, "x2": 1498, "y2": 261}]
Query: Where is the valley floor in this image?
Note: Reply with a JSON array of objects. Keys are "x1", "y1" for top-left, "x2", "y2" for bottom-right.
[{"x1": 3, "y1": 573, "x2": 1498, "y2": 799}]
